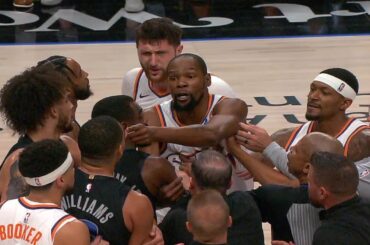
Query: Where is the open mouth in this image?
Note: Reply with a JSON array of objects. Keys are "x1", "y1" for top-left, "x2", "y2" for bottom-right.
[
  {"x1": 307, "y1": 102, "x2": 320, "y2": 109},
  {"x1": 175, "y1": 93, "x2": 190, "y2": 102}
]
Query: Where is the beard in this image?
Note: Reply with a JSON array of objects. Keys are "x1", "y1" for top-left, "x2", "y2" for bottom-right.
[
  {"x1": 173, "y1": 93, "x2": 204, "y2": 112},
  {"x1": 305, "y1": 112, "x2": 320, "y2": 121},
  {"x1": 74, "y1": 86, "x2": 93, "y2": 100},
  {"x1": 57, "y1": 115, "x2": 74, "y2": 134}
]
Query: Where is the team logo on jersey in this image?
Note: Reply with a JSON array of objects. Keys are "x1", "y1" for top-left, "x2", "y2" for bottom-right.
[
  {"x1": 139, "y1": 92, "x2": 150, "y2": 98},
  {"x1": 85, "y1": 183, "x2": 92, "y2": 193},
  {"x1": 23, "y1": 212, "x2": 31, "y2": 223},
  {"x1": 338, "y1": 83, "x2": 345, "y2": 92}
]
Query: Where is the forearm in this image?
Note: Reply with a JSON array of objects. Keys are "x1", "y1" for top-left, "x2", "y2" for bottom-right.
[
  {"x1": 232, "y1": 147, "x2": 298, "y2": 186},
  {"x1": 263, "y1": 142, "x2": 296, "y2": 179},
  {"x1": 152, "y1": 123, "x2": 236, "y2": 147}
]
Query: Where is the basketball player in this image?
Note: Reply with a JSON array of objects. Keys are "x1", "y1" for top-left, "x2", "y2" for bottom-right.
[
  {"x1": 63, "y1": 116, "x2": 154, "y2": 244},
  {"x1": 122, "y1": 18, "x2": 236, "y2": 109},
  {"x1": 228, "y1": 68, "x2": 370, "y2": 193},
  {"x1": 238, "y1": 68, "x2": 370, "y2": 165},
  {"x1": 0, "y1": 139, "x2": 90, "y2": 245},
  {"x1": 127, "y1": 53, "x2": 252, "y2": 191},
  {"x1": 91, "y1": 95, "x2": 183, "y2": 208},
  {"x1": 37, "y1": 55, "x2": 92, "y2": 140},
  {"x1": 0, "y1": 65, "x2": 76, "y2": 202}
]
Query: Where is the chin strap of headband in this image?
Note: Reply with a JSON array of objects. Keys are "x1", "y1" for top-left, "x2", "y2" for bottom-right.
[
  {"x1": 314, "y1": 73, "x2": 356, "y2": 100},
  {"x1": 24, "y1": 152, "x2": 73, "y2": 187}
]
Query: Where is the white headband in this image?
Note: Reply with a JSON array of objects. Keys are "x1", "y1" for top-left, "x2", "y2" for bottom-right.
[
  {"x1": 24, "y1": 152, "x2": 73, "y2": 187},
  {"x1": 314, "y1": 73, "x2": 356, "y2": 100}
]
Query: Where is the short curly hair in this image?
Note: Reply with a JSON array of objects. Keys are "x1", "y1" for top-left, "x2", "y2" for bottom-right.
[{"x1": 0, "y1": 64, "x2": 71, "y2": 134}]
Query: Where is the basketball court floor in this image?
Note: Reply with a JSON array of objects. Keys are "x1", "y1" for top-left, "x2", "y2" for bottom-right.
[{"x1": 1, "y1": 0, "x2": 370, "y2": 243}]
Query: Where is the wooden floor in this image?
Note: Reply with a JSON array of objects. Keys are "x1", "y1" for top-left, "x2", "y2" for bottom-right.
[{"x1": 1, "y1": 35, "x2": 370, "y2": 243}]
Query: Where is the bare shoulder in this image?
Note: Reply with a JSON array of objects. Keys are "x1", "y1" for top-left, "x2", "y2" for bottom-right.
[
  {"x1": 271, "y1": 127, "x2": 296, "y2": 147},
  {"x1": 125, "y1": 190, "x2": 152, "y2": 209},
  {"x1": 347, "y1": 128, "x2": 370, "y2": 162},
  {"x1": 123, "y1": 190, "x2": 153, "y2": 231},
  {"x1": 144, "y1": 156, "x2": 176, "y2": 180},
  {"x1": 143, "y1": 106, "x2": 161, "y2": 126},
  {"x1": 142, "y1": 156, "x2": 176, "y2": 198},
  {"x1": 54, "y1": 219, "x2": 89, "y2": 245},
  {"x1": 213, "y1": 97, "x2": 248, "y2": 119},
  {"x1": 145, "y1": 156, "x2": 173, "y2": 169}
]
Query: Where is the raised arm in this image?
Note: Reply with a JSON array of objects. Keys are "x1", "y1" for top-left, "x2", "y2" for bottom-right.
[
  {"x1": 128, "y1": 98, "x2": 248, "y2": 147},
  {"x1": 226, "y1": 136, "x2": 299, "y2": 187},
  {"x1": 237, "y1": 123, "x2": 296, "y2": 178}
]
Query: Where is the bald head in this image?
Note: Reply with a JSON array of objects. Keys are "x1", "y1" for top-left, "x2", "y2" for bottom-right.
[
  {"x1": 187, "y1": 189, "x2": 230, "y2": 242},
  {"x1": 288, "y1": 132, "x2": 344, "y2": 180},
  {"x1": 191, "y1": 150, "x2": 232, "y2": 193},
  {"x1": 301, "y1": 132, "x2": 344, "y2": 158}
]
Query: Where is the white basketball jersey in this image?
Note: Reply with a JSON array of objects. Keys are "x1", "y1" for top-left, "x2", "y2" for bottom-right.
[
  {"x1": 0, "y1": 197, "x2": 76, "y2": 244},
  {"x1": 122, "y1": 68, "x2": 237, "y2": 109},
  {"x1": 285, "y1": 118, "x2": 369, "y2": 156},
  {"x1": 155, "y1": 94, "x2": 253, "y2": 191}
]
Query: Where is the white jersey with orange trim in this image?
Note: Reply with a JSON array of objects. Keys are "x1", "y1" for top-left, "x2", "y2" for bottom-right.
[
  {"x1": 155, "y1": 94, "x2": 253, "y2": 192},
  {"x1": 284, "y1": 118, "x2": 369, "y2": 156},
  {"x1": 122, "y1": 68, "x2": 237, "y2": 109},
  {"x1": 0, "y1": 197, "x2": 76, "y2": 245}
]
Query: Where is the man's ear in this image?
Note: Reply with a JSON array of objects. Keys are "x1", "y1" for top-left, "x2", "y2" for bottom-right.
[
  {"x1": 116, "y1": 144, "x2": 124, "y2": 159},
  {"x1": 186, "y1": 221, "x2": 192, "y2": 233},
  {"x1": 319, "y1": 186, "x2": 329, "y2": 201},
  {"x1": 176, "y1": 45, "x2": 184, "y2": 55},
  {"x1": 49, "y1": 105, "x2": 58, "y2": 119},
  {"x1": 205, "y1": 73, "x2": 211, "y2": 87},
  {"x1": 121, "y1": 122, "x2": 128, "y2": 131},
  {"x1": 227, "y1": 215, "x2": 232, "y2": 228},
  {"x1": 55, "y1": 176, "x2": 65, "y2": 189},
  {"x1": 302, "y1": 162, "x2": 310, "y2": 175},
  {"x1": 121, "y1": 122, "x2": 128, "y2": 138},
  {"x1": 189, "y1": 177, "x2": 194, "y2": 190},
  {"x1": 340, "y1": 98, "x2": 352, "y2": 111}
]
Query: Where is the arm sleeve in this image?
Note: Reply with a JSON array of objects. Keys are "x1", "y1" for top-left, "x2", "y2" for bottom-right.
[{"x1": 262, "y1": 142, "x2": 296, "y2": 179}]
